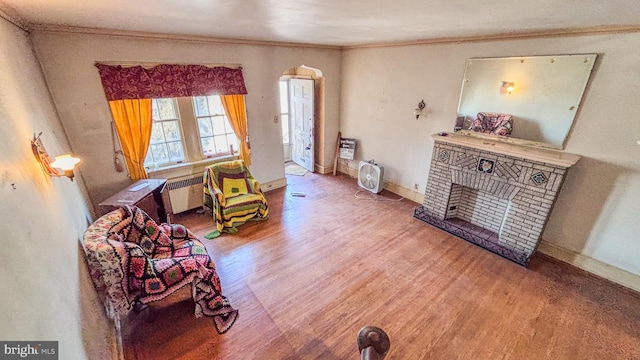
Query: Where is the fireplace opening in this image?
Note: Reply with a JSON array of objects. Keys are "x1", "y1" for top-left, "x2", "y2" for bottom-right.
[{"x1": 445, "y1": 184, "x2": 509, "y2": 234}]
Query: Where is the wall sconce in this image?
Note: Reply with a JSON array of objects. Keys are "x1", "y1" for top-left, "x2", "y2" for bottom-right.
[
  {"x1": 31, "y1": 132, "x2": 81, "y2": 181},
  {"x1": 50, "y1": 154, "x2": 81, "y2": 181},
  {"x1": 501, "y1": 81, "x2": 515, "y2": 95},
  {"x1": 414, "y1": 100, "x2": 426, "y2": 120}
]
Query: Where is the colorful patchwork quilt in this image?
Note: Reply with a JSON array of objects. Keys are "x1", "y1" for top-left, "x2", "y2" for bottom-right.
[
  {"x1": 83, "y1": 205, "x2": 238, "y2": 334},
  {"x1": 203, "y1": 160, "x2": 269, "y2": 238}
]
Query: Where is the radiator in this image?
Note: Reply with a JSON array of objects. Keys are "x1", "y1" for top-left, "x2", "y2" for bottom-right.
[{"x1": 167, "y1": 174, "x2": 204, "y2": 214}]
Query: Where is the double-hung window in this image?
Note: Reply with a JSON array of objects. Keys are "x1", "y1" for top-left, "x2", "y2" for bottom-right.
[
  {"x1": 193, "y1": 96, "x2": 239, "y2": 158},
  {"x1": 145, "y1": 98, "x2": 185, "y2": 167},
  {"x1": 145, "y1": 95, "x2": 239, "y2": 170}
]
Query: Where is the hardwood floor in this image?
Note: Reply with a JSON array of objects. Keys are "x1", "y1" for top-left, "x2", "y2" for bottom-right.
[{"x1": 121, "y1": 172, "x2": 640, "y2": 360}]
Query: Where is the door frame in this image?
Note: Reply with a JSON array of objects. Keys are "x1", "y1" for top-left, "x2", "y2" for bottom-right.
[
  {"x1": 289, "y1": 78, "x2": 315, "y2": 172},
  {"x1": 279, "y1": 65, "x2": 327, "y2": 173}
]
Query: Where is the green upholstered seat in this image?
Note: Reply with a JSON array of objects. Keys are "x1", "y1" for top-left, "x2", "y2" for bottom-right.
[{"x1": 203, "y1": 160, "x2": 269, "y2": 238}]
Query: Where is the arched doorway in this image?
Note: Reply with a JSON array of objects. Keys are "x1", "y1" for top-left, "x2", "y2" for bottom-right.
[{"x1": 279, "y1": 65, "x2": 326, "y2": 173}]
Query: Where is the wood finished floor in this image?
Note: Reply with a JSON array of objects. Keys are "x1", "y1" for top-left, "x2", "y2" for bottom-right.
[{"x1": 122, "y1": 172, "x2": 640, "y2": 360}]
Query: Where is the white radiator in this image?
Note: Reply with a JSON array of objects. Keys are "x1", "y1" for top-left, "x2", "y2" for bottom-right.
[{"x1": 166, "y1": 174, "x2": 204, "y2": 214}]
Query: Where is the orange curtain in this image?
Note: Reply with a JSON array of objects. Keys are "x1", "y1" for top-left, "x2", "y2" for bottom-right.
[
  {"x1": 220, "y1": 95, "x2": 251, "y2": 166},
  {"x1": 108, "y1": 99, "x2": 152, "y2": 180}
]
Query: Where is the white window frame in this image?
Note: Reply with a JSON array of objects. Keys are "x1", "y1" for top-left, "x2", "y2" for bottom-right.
[
  {"x1": 145, "y1": 98, "x2": 187, "y2": 168},
  {"x1": 192, "y1": 95, "x2": 239, "y2": 158},
  {"x1": 145, "y1": 96, "x2": 240, "y2": 172},
  {"x1": 278, "y1": 79, "x2": 290, "y2": 145}
]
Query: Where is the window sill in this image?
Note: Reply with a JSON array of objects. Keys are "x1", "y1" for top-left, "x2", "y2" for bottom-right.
[{"x1": 147, "y1": 155, "x2": 238, "y2": 179}]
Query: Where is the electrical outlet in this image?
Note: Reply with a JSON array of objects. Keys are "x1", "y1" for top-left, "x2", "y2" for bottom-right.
[
  {"x1": 274, "y1": 115, "x2": 279, "y2": 124},
  {"x1": 413, "y1": 183, "x2": 419, "y2": 190}
]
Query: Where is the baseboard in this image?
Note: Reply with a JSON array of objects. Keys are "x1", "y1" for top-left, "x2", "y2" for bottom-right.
[
  {"x1": 315, "y1": 163, "x2": 334, "y2": 174},
  {"x1": 537, "y1": 241, "x2": 640, "y2": 293},
  {"x1": 262, "y1": 177, "x2": 287, "y2": 192},
  {"x1": 337, "y1": 163, "x2": 358, "y2": 178},
  {"x1": 383, "y1": 182, "x2": 425, "y2": 204},
  {"x1": 338, "y1": 164, "x2": 424, "y2": 204}
]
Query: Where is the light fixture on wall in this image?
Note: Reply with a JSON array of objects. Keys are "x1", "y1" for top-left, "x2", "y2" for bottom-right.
[
  {"x1": 501, "y1": 81, "x2": 515, "y2": 95},
  {"x1": 50, "y1": 154, "x2": 81, "y2": 181},
  {"x1": 31, "y1": 132, "x2": 81, "y2": 181},
  {"x1": 414, "y1": 100, "x2": 426, "y2": 120}
]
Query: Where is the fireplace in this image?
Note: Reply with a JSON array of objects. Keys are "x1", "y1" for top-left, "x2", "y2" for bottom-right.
[
  {"x1": 446, "y1": 186, "x2": 509, "y2": 233},
  {"x1": 414, "y1": 132, "x2": 580, "y2": 265}
]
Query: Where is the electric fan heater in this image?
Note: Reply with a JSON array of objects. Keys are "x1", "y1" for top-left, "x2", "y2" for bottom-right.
[{"x1": 358, "y1": 161, "x2": 385, "y2": 194}]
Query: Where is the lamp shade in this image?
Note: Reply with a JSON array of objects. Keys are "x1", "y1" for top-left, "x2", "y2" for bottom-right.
[
  {"x1": 50, "y1": 154, "x2": 81, "y2": 171},
  {"x1": 501, "y1": 81, "x2": 515, "y2": 94}
]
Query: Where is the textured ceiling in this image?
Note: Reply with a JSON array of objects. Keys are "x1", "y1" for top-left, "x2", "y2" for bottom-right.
[{"x1": 2, "y1": 0, "x2": 639, "y2": 46}]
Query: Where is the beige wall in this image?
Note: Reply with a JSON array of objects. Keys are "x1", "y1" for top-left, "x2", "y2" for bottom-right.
[
  {"x1": 341, "y1": 33, "x2": 640, "y2": 277},
  {"x1": 26, "y1": 27, "x2": 640, "y2": 285},
  {"x1": 31, "y1": 31, "x2": 342, "y2": 207},
  {"x1": 0, "y1": 18, "x2": 115, "y2": 359}
]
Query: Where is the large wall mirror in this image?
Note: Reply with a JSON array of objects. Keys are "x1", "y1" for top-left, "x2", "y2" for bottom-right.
[{"x1": 457, "y1": 54, "x2": 597, "y2": 149}]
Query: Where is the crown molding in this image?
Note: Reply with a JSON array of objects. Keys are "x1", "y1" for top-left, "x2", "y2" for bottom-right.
[
  {"x1": 0, "y1": 1, "x2": 29, "y2": 31},
  {"x1": 342, "y1": 24, "x2": 640, "y2": 50},
  {"x1": 22, "y1": 22, "x2": 640, "y2": 50},
  {"x1": 29, "y1": 24, "x2": 343, "y2": 50}
]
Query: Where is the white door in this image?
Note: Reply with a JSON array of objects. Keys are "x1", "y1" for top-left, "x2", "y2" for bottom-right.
[{"x1": 289, "y1": 79, "x2": 315, "y2": 172}]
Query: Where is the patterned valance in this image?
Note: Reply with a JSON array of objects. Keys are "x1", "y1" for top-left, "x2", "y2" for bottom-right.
[{"x1": 95, "y1": 64, "x2": 248, "y2": 101}]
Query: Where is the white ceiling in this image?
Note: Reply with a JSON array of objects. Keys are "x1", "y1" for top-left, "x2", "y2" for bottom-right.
[{"x1": 2, "y1": 0, "x2": 639, "y2": 46}]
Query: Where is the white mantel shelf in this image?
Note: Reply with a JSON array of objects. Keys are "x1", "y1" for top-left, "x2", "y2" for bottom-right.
[{"x1": 432, "y1": 132, "x2": 581, "y2": 168}]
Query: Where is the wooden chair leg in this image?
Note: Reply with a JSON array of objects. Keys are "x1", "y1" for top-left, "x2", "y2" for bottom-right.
[
  {"x1": 133, "y1": 302, "x2": 148, "y2": 314},
  {"x1": 133, "y1": 302, "x2": 157, "y2": 323}
]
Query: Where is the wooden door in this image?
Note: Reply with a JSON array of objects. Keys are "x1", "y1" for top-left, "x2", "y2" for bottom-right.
[{"x1": 289, "y1": 79, "x2": 315, "y2": 172}]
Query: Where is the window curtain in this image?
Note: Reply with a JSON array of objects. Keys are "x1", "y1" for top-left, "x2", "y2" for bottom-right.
[
  {"x1": 108, "y1": 99, "x2": 152, "y2": 180},
  {"x1": 95, "y1": 64, "x2": 248, "y2": 100},
  {"x1": 96, "y1": 63, "x2": 249, "y2": 171},
  {"x1": 220, "y1": 95, "x2": 251, "y2": 166}
]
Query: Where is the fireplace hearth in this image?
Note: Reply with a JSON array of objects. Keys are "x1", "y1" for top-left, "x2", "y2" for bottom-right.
[{"x1": 414, "y1": 133, "x2": 580, "y2": 266}]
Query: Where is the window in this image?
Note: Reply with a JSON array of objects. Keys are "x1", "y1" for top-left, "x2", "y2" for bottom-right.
[
  {"x1": 193, "y1": 96, "x2": 239, "y2": 158},
  {"x1": 145, "y1": 98, "x2": 186, "y2": 167},
  {"x1": 145, "y1": 95, "x2": 239, "y2": 169},
  {"x1": 278, "y1": 80, "x2": 290, "y2": 144}
]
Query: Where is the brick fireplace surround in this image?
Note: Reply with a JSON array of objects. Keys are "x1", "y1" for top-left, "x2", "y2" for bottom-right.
[{"x1": 414, "y1": 132, "x2": 580, "y2": 265}]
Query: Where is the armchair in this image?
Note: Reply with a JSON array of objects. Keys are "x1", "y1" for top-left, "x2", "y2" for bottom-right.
[
  {"x1": 83, "y1": 205, "x2": 238, "y2": 334},
  {"x1": 203, "y1": 160, "x2": 269, "y2": 238}
]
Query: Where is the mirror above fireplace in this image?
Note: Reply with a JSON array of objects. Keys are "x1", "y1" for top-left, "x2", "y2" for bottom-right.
[{"x1": 456, "y1": 54, "x2": 597, "y2": 149}]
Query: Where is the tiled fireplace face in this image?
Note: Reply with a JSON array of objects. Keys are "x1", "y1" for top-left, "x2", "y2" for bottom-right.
[{"x1": 414, "y1": 140, "x2": 571, "y2": 265}]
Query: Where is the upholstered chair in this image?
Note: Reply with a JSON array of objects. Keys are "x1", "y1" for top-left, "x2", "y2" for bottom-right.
[
  {"x1": 203, "y1": 160, "x2": 269, "y2": 238},
  {"x1": 82, "y1": 205, "x2": 238, "y2": 333}
]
